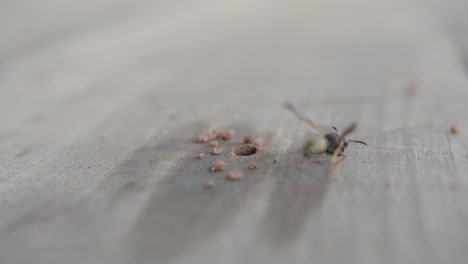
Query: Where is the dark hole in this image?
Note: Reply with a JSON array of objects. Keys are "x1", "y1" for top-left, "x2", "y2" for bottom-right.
[{"x1": 233, "y1": 145, "x2": 258, "y2": 156}]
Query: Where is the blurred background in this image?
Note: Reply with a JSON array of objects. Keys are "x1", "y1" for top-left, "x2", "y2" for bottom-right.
[{"x1": 2, "y1": 0, "x2": 468, "y2": 264}]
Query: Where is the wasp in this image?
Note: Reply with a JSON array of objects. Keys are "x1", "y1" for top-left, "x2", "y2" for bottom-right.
[{"x1": 284, "y1": 102, "x2": 367, "y2": 163}]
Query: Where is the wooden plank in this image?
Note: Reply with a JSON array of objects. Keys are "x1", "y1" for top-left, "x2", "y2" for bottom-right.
[{"x1": 1, "y1": 0, "x2": 468, "y2": 263}]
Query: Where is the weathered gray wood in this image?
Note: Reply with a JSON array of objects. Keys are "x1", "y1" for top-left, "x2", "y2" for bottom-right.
[{"x1": 1, "y1": 0, "x2": 468, "y2": 263}]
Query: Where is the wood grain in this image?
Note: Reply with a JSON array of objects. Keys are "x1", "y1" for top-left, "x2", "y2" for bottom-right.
[{"x1": 1, "y1": 0, "x2": 468, "y2": 263}]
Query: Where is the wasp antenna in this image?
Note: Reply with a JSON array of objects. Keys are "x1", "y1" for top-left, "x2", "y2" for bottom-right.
[
  {"x1": 332, "y1": 127, "x2": 338, "y2": 132},
  {"x1": 349, "y1": 140, "x2": 367, "y2": 146}
]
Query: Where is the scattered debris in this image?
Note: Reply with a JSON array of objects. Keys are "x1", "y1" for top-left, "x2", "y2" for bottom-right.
[
  {"x1": 211, "y1": 147, "x2": 224, "y2": 155},
  {"x1": 211, "y1": 160, "x2": 227, "y2": 171},
  {"x1": 209, "y1": 140, "x2": 218, "y2": 147},
  {"x1": 196, "y1": 135, "x2": 209, "y2": 143},
  {"x1": 227, "y1": 170, "x2": 243, "y2": 181},
  {"x1": 451, "y1": 124, "x2": 461, "y2": 134},
  {"x1": 273, "y1": 159, "x2": 278, "y2": 163},
  {"x1": 243, "y1": 136, "x2": 254, "y2": 144},
  {"x1": 197, "y1": 128, "x2": 235, "y2": 142},
  {"x1": 232, "y1": 145, "x2": 258, "y2": 156},
  {"x1": 249, "y1": 162, "x2": 259, "y2": 170},
  {"x1": 197, "y1": 152, "x2": 205, "y2": 159},
  {"x1": 222, "y1": 129, "x2": 235, "y2": 140},
  {"x1": 205, "y1": 180, "x2": 216, "y2": 189}
]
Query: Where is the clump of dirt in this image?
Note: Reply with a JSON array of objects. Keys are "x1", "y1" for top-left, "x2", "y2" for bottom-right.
[
  {"x1": 222, "y1": 129, "x2": 235, "y2": 140},
  {"x1": 211, "y1": 147, "x2": 224, "y2": 155},
  {"x1": 206, "y1": 130, "x2": 220, "y2": 140},
  {"x1": 243, "y1": 136, "x2": 254, "y2": 144},
  {"x1": 197, "y1": 152, "x2": 205, "y2": 159},
  {"x1": 249, "y1": 162, "x2": 259, "y2": 170},
  {"x1": 196, "y1": 135, "x2": 209, "y2": 143},
  {"x1": 232, "y1": 145, "x2": 258, "y2": 156},
  {"x1": 211, "y1": 160, "x2": 227, "y2": 171},
  {"x1": 209, "y1": 140, "x2": 218, "y2": 147},
  {"x1": 205, "y1": 180, "x2": 216, "y2": 189},
  {"x1": 196, "y1": 128, "x2": 236, "y2": 143},
  {"x1": 226, "y1": 170, "x2": 243, "y2": 181},
  {"x1": 451, "y1": 124, "x2": 461, "y2": 134}
]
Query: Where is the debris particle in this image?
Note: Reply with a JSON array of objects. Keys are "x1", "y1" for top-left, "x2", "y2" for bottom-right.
[
  {"x1": 451, "y1": 124, "x2": 461, "y2": 134},
  {"x1": 197, "y1": 152, "x2": 205, "y2": 159},
  {"x1": 249, "y1": 162, "x2": 259, "y2": 170},
  {"x1": 196, "y1": 135, "x2": 209, "y2": 143},
  {"x1": 206, "y1": 131, "x2": 218, "y2": 140},
  {"x1": 273, "y1": 159, "x2": 278, "y2": 163},
  {"x1": 211, "y1": 160, "x2": 227, "y2": 171},
  {"x1": 227, "y1": 170, "x2": 243, "y2": 181},
  {"x1": 209, "y1": 140, "x2": 218, "y2": 147},
  {"x1": 222, "y1": 129, "x2": 235, "y2": 140},
  {"x1": 243, "y1": 136, "x2": 254, "y2": 144},
  {"x1": 205, "y1": 180, "x2": 216, "y2": 189},
  {"x1": 211, "y1": 147, "x2": 224, "y2": 155}
]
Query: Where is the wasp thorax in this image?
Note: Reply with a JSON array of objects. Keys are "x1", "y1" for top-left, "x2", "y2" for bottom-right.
[{"x1": 324, "y1": 132, "x2": 348, "y2": 154}]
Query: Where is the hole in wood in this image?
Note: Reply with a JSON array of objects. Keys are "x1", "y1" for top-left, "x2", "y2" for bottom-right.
[{"x1": 233, "y1": 145, "x2": 258, "y2": 156}]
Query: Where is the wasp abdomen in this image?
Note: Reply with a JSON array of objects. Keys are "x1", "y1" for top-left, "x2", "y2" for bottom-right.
[{"x1": 304, "y1": 135, "x2": 329, "y2": 155}]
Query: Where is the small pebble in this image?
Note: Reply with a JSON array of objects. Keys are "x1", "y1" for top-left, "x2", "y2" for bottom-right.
[
  {"x1": 211, "y1": 160, "x2": 227, "y2": 171},
  {"x1": 243, "y1": 136, "x2": 254, "y2": 144},
  {"x1": 209, "y1": 140, "x2": 218, "y2": 147},
  {"x1": 249, "y1": 162, "x2": 259, "y2": 170},
  {"x1": 451, "y1": 124, "x2": 461, "y2": 134},
  {"x1": 197, "y1": 152, "x2": 205, "y2": 159},
  {"x1": 196, "y1": 135, "x2": 209, "y2": 143},
  {"x1": 205, "y1": 180, "x2": 216, "y2": 189},
  {"x1": 222, "y1": 129, "x2": 235, "y2": 140},
  {"x1": 211, "y1": 147, "x2": 224, "y2": 155},
  {"x1": 227, "y1": 170, "x2": 243, "y2": 181},
  {"x1": 206, "y1": 131, "x2": 218, "y2": 140}
]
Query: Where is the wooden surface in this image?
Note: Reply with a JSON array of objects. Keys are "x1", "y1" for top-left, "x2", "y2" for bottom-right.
[{"x1": 1, "y1": 0, "x2": 468, "y2": 263}]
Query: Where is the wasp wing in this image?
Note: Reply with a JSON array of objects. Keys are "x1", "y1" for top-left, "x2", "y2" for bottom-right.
[
  {"x1": 338, "y1": 122, "x2": 357, "y2": 142},
  {"x1": 284, "y1": 101, "x2": 325, "y2": 135}
]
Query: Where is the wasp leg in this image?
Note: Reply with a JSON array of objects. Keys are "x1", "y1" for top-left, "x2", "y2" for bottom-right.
[{"x1": 331, "y1": 148, "x2": 346, "y2": 166}]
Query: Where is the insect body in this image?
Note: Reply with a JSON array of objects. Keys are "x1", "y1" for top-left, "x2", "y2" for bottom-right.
[
  {"x1": 304, "y1": 135, "x2": 329, "y2": 155},
  {"x1": 284, "y1": 102, "x2": 367, "y2": 162}
]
